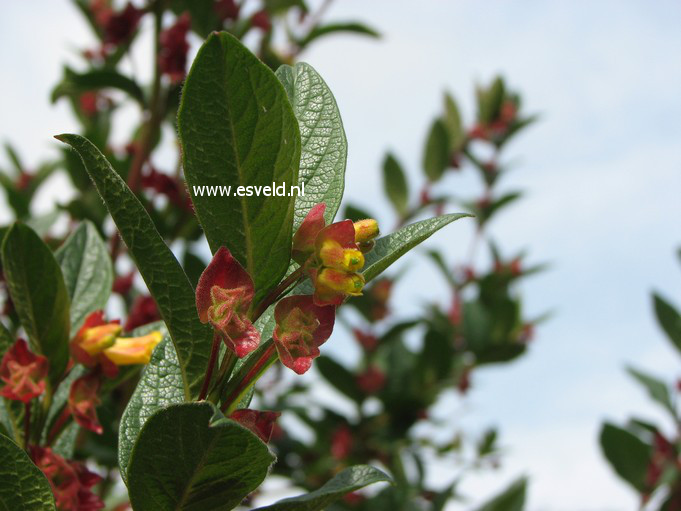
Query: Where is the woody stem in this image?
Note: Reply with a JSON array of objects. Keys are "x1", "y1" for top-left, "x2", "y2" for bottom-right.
[
  {"x1": 252, "y1": 267, "x2": 305, "y2": 322},
  {"x1": 198, "y1": 332, "x2": 222, "y2": 401}
]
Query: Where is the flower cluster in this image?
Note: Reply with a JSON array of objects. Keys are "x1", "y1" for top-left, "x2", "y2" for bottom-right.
[
  {"x1": 0, "y1": 338, "x2": 48, "y2": 403},
  {"x1": 292, "y1": 203, "x2": 379, "y2": 306},
  {"x1": 159, "y1": 12, "x2": 191, "y2": 82},
  {"x1": 31, "y1": 446, "x2": 104, "y2": 511}
]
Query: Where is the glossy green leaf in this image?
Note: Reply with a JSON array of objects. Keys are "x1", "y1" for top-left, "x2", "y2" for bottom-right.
[
  {"x1": 55, "y1": 221, "x2": 113, "y2": 335},
  {"x1": 653, "y1": 293, "x2": 681, "y2": 354},
  {"x1": 276, "y1": 62, "x2": 347, "y2": 228},
  {"x1": 362, "y1": 214, "x2": 471, "y2": 283},
  {"x1": 253, "y1": 465, "x2": 391, "y2": 511},
  {"x1": 298, "y1": 22, "x2": 380, "y2": 49},
  {"x1": 127, "y1": 402, "x2": 275, "y2": 511},
  {"x1": 118, "y1": 333, "x2": 184, "y2": 484},
  {"x1": 423, "y1": 119, "x2": 450, "y2": 182},
  {"x1": 600, "y1": 422, "x2": 651, "y2": 492},
  {"x1": 55, "y1": 134, "x2": 212, "y2": 398},
  {"x1": 0, "y1": 435, "x2": 56, "y2": 510},
  {"x1": 51, "y1": 66, "x2": 145, "y2": 106},
  {"x1": 178, "y1": 32, "x2": 300, "y2": 302},
  {"x1": 383, "y1": 153, "x2": 409, "y2": 218},
  {"x1": 627, "y1": 366, "x2": 675, "y2": 417},
  {"x1": 1, "y1": 223, "x2": 70, "y2": 382},
  {"x1": 475, "y1": 477, "x2": 526, "y2": 511},
  {"x1": 444, "y1": 92, "x2": 464, "y2": 150}
]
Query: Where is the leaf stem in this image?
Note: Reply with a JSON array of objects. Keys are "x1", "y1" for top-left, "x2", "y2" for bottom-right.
[{"x1": 47, "y1": 406, "x2": 72, "y2": 446}]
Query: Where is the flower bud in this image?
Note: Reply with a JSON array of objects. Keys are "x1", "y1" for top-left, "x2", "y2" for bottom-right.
[
  {"x1": 317, "y1": 268, "x2": 364, "y2": 297},
  {"x1": 353, "y1": 219, "x2": 379, "y2": 243},
  {"x1": 79, "y1": 324, "x2": 121, "y2": 356}
]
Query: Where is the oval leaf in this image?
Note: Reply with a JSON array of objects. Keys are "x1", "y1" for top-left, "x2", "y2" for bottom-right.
[
  {"x1": 276, "y1": 62, "x2": 347, "y2": 228},
  {"x1": 127, "y1": 402, "x2": 275, "y2": 511},
  {"x1": 253, "y1": 465, "x2": 391, "y2": 511},
  {"x1": 382, "y1": 153, "x2": 409, "y2": 218},
  {"x1": 55, "y1": 134, "x2": 212, "y2": 398},
  {"x1": 0, "y1": 435, "x2": 56, "y2": 510},
  {"x1": 55, "y1": 221, "x2": 113, "y2": 335},
  {"x1": 362, "y1": 213, "x2": 471, "y2": 283},
  {"x1": 600, "y1": 422, "x2": 652, "y2": 492},
  {"x1": 1, "y1": 223, "x2": 70, "y2": 382},
  {"x1": 178, "y1": 32, "x2": 301, "y2": 302},
  {"x1": 118, "y1": 334, "x2": 184, "y2": 484},
  {"x1": 423, "y1": 119, "x2": 450, "y2": 182}
]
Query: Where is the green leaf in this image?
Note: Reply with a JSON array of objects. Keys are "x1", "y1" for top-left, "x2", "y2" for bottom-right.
[
  {"x1": 383, "y1": 153, "x2": 409, "y2": 218},
  {"x1": 478, "y1": 76, "x2": 505, "y2": 124},
  {"x1": 276, "y1": 62, "x2": 347, "y2": 228},
  {"x1": 423, "y1": 119, "x2": 450, "y2": 182},
  {"x1": 444, "y1": 92, "x2": 465, "y2": 150},
  {"x1": 0, "y1": 435, "x2": 56, "y2": 510},
  {"x1": 127, "y1": 402, "x2": 275, "y2": 511},
  {"x1": 600, "y1": 422, "x2": 652, "y2": 492},
  {"x1": 55, "y1": 221, "x2": 113, "y2": 335},
  {"x1": 316, "y1": 356, "x2": 363, "y2": 402},
  {"x1": 298, "y1": 22, "x2": 380, "y2": 49},
  {"x1": 118, "y1": 333, "x2": 184, "y2": 485},
  {"x1": 178, "y1": 32, "x2": 301, "y2": 302},
  {"x1": 253, "y1": 465, "x2": 391, "y2": 511},
  {"x1": 362, "y1": 214, "x2": 471, "y2": 283},
  {"x1": 0, "y1": 322, "x2": 11, "y2": 357},
  {"x1": 1, "y1": 223, "x2": 70, "y2": 382},
  {"x1": 55, "y1": 134, "x2": 212, "y2": 398},
  {"x1": 474, "y1": 477, "x2": 527, "y2": 511},
  {"x1": 653, "y1": 293, "x2": 681, "y2": 354},
  {"x1": 627, "y1": 366, "x2": 676, "y2": 417},
  {"x1": 51, "y1": 66, "x2": 145, "y2": 106}
]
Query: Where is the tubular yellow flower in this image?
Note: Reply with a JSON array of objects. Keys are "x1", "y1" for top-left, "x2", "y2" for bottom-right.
[
  {"x1": 79, "y1": 324, "x2": 122, "y2": 356},
  {"x1": 317, "y1": 268, "x2": 365, "y2": 297},
  {"x1": 102, "y1": 331, "x2": 162, "y2": 366},
  {"x1": 319, "y1": 239, "x2": 365, "y2": 272},
  {"x1": 353, "y1": 219, "x2": 379, "y2": 243}
]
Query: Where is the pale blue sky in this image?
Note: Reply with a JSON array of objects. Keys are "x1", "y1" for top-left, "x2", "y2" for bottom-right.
[{"x1": 1, "y1": 1, "x2": 681, "y2": 509}]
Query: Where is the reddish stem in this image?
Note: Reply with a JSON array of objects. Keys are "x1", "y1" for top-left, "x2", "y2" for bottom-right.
[
  {"x1": 198, "y1": 332, "x2": 222, "y2": 401},
  {"x1": 221, "y1": 342, "x2": 277, "y2": 412},
  {"x1": 46, "y1": 406, "x2": 71, "y2": 446}
]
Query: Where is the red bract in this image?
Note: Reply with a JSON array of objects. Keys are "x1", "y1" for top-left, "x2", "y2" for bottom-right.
[
  {"x1": 357, "y1": 366, "x2": 386, "y2": 394},
  {"x1": 214, "y1": 0, "x2": 240, "y2": 21},
  {"x1": 353, "y1": 328, "x2": 378, "y2": 352},
  {"x1": 0, "y1": 339, "x2": 48, "y2": 403},
  {"x1": 31, "y1": 446, "x2": 104, "y2": 511},
  {"x1": 69, "y1": 373, "x2": 103, "y2": 434},
  {"x1": 159, "y1": 13, "x2": 191, "y2": 83},
  {"x1": 292, "y1": 203, "x2": 326, "y2": 265},
  {"x1": 251, "y1": 10, "x2": 271, "y2": 32},
  {"x1": 196, "y1": 247, "x2": 260, "y2": 357},
  {"x1": 330, "y1": 425, "x2": 352, "y2": 460},
  {"x1": 230, "y1": 409, "x2": 281, "y2": 443},
  {"x1": 97, "y1": 2, "x2": 143, "y2": 47},
  {"x1": 273, "y1": 295, "x2": 335, "y2": 374}
]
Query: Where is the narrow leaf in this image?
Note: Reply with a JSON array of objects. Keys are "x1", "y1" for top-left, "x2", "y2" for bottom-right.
[
  {"x1": 298, "y1": 22, "x2": 380, "y2": 49},
  {"x1": 127, "y1": 402, "x2": 275, "y2": 511},
  {"x1": 653, "y1": 293, "x2": 681, "y2": 354},
  {"x1": 55, "y1": 134, "x2": 212, "y2": 398},
  {"x1": 1, "y1": 223, "x2": 70, "y2": 382},
  {"x1": 51, "y1": 67, "x2": 145, "y2": 106},
  {"x1": 600, "y1": 422, "x2": 652, "y2": 491},
  {"x1": 178, "y1": 32, "x2": 301, "y2": 302},
  {"x1": 316, "y1": 356, "x2": 363, "y2": 402},
  {"x1": 474, "y1": 477, "x2": 527, "y2": 511},
  {"x1": 444, "y1": 92, "x2": 464, "y2": 150},
  {"x1": 383, "y1": 153, "x2": 409, "y2": 218},
  {"x1": 423, "y1": 119, "x2": 450, "y2": 182},
  {"x1": 627, "y1": 366, "x2": 676, "y2": 417},
  {"x1": 55, "y1": 221, "x2": 113, "y2": 335},
  {"x1": 253, "y1": 465, "x2": 391, "y2": 511},
  {"x1": 276, "y1": 62, "x2": 347, "y2": 228},
  {"x1": 118, "y1": 333, "x2": 184, "y2": 484},
  {"x1": 362, "y1": 214, "x2": 471, "y2": 283},
  {"x1": 0, "y1": 435, "x2": 56, "y2": 510}
]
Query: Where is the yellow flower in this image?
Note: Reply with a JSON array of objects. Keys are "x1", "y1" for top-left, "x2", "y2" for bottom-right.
[{"x1": 103, "y1": 331, "x2": 162, "y2": 366}]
